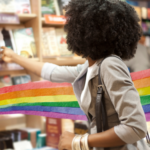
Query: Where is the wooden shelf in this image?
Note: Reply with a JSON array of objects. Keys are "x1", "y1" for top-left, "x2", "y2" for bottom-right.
[
  {"x1": 41, "y1": 17, "x2": 64, "y2": 27},
  {"x1": 0, "y1": 58, "x2": 40, "y2": 76},
  {"x1": 43, "y1": 57, "x2": 86, "y2": 66},
  {"x1": 0, "y1": 69, "x2": 27, "y2": 76},
  {"x1": 18, "y1": 14, "x2": 37, "y2": 22},
  {"x1": 0, "y1": 13, "x2": 37, "y2": 24}
]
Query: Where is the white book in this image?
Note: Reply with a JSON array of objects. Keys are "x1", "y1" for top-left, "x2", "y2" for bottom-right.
[
  {"x1": 14, "y1": 0, "x2": 31, "y2": 14},
  {"x1": 0, "y1": 0, "x2": 16, "y2": 13},
  {"x1": 54, "y1": 0, "x2": 61, "y2": 15}
]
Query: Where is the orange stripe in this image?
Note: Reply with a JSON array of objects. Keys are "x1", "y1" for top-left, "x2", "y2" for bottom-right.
[
  {"x1": 0, "y1": 87, "x2": 74, "y2": 101},
  {"x1": 133, "y1": 77, "x2": 150, "y2": 89}
]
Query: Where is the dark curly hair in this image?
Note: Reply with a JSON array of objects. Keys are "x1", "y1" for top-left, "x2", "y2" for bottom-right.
[{"x1": 64, "y1": 0, "x2": 142, "y2": 60}]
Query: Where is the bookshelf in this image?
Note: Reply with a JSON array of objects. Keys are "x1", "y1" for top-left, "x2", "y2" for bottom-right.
[
  {"x1": 19, "y1": 14, "x2": 37, "y2": 22},
  {"x1": 0, "y1": 0, "x2": 85, "y2": 77},
  {"x1": 0, "y1": 0, "x2": 86, "y2": 132}
]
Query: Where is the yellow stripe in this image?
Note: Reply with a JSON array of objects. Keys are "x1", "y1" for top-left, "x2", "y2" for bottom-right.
[
  {"x1": 137, "y1": 87, "x2": 150, "y2": 96},
  {"x1": 0, "y1": 95, "x2": 77, "y2": 106}
]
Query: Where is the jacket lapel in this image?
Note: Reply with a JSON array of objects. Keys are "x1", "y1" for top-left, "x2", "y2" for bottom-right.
[
  {"x1": 72, "y1": 61, "x2": 88, "y2": 109},
  {"x1": 73, "y1": 59, "x2": 103, "y2": 116}
]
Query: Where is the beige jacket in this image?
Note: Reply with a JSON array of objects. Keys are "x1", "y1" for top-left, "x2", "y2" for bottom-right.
[{"x1": 41, "y1": 56, "x2": 149, "y2": 150}]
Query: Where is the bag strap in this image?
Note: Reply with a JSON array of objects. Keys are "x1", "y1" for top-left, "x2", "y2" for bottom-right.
[{"x1": 95, "y1": 55, "x2": 121, "y2": 150}]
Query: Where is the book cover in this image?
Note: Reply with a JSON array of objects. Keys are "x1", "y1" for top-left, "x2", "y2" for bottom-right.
[
  {"x1": 54, "y1": 0, "x2": 61, "y2": 16},
  {"x1": 13, "y1": 28, "x2": 37, "y2": 58},
  {"x1": 46, "y1": 118, "x2": 62, "y2": 148},
  {"x1": 42, "y1": 28, "x2": 59, "y2": 57},
  {"x1": 147, "y1": 8, "x2": 150, "y2": 20},
  {"x1": 142, "y1": 7, "x2": 147, "y2": 19},
  {"x1": 20, "y1": 128, "x2": 41, "y2": 148},
  {"x1": 14, "y1": 0, "x2": 31, "y2": 14},
  {"x1": 55, "y1": 28, "x2": 73, "y2": 57},
  {"x1": 0, "y1": 28, "x2": 15, "y2": 51},
  {"x1": 0, "y1": 75, "x2": 13, "y2": 88},
  {"x1": 41, "y1": 0, "x2": 56, "y2": 16},
  {"x1": 57, "y1": 0, "x2": 70, "y2": 15},
  {"x1": 0, "y1": 0, "x2": 16, "y2": 13}
]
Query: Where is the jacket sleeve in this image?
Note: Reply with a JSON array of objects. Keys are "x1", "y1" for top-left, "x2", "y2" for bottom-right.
[
  {"x1": 101, "y1": 57, "x2": 147, "y2": 144},
  {"x1": 41, "y1": 61, "x2": 87, "y2": 83}
]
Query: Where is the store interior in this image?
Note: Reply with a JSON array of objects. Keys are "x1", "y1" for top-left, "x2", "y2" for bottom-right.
[{"x1": 0, "y1": 0, "x2": 150, "y2": 149}]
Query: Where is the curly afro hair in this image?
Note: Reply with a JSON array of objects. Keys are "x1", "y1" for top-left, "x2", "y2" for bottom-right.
[{"x1": 64, "y1": 0, "x2": 142, "y2": 60}]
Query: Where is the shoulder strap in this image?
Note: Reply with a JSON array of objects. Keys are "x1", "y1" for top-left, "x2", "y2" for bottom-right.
[
  {"x1": 95, "y1": 55, "x2": 121, "y2": 150},
  {"x1": 96, "y1": 55, "x2": 121, "y2": 133}
]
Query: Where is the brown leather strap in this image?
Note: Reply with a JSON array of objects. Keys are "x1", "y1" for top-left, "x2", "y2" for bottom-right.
[{"x1": 95, "y1": 55, "x2": 121, "y2": 150}]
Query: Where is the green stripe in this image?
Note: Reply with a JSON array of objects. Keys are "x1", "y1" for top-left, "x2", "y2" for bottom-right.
[
  {"x1": 0, "y1": 101, "x2": 80, "y2": 109},
  {"x1": 140, "y1": 95, "x2": 150, "y2": 105}
]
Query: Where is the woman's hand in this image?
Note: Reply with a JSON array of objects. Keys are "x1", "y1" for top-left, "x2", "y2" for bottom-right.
[
  {"x1": 58, "y1": 131, "x2": 75, "y2": 150},
  {"x1": 0, "y1": 47, "x2": 16, "y2": 63}
]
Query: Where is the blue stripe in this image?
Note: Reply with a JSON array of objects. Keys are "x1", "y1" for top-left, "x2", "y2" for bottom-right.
[{"x1": 0, "y1": 106, "x2": 85, "y2": 116}]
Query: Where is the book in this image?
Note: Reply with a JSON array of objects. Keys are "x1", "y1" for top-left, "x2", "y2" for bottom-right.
[
  {"x1": 0, "y1": 0, "x2": 16, "y2": 13},
  {"x1": 42, "y1": 28, "x2": 59, "y2": 57},
  {"x1": 14, "y1": 0, "x2": 31, "y2": 14},
  {"x1": 0, "y1": 28, "x2": 15, "y2": 51},
  {"x1": 55, "y1": 28, "x2": 73, "y2": 57},
  {"x1": 12, "y1": 75, "x2": 31, "y2": 85},
  {"x1": 147, "y1": 8, "x2": 150, "y2": 20},
  {"x1": 54, "y1": 0, "x2": 61, "y2": 16},
  {"x1": 0, "y1": 75, "x2": 13, "y2": 88},
  {"x1": 13, "y1": 28, "x2": 37, "y2": 58},
  {"x1": 142, "y1": 7, "x2": 147, "y2": 19},
  {"x1": 41, "y1": 0, "x2": 56, "y2": 16},
  {"x1": 57, "y1": 0, "x2": 70, "y2": 15},
  {"x1": 20, "y1": 128, "x2": 41, "y2": 148},
  {"x1": 37, "y1": 133, "x2": 46, "y2": 148},
  {"x1": 0, "y1": 0, "x2": 31, "y2": 14},
  {"x1": 46, "y1": 118, "x2": 62, "y2": 148}
]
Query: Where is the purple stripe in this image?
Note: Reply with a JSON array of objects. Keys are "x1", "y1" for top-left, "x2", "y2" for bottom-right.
[
  {"x1": 0, "y1": 111, "x2": 87, "y2": 121},
  {"x1": 145, "y1": 113, "x2": 150, "y2": 122}
]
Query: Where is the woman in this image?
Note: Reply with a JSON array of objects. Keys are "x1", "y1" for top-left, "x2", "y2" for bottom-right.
[{"x1": 0, "y1": 0, "x2": 149, "y2": 149}]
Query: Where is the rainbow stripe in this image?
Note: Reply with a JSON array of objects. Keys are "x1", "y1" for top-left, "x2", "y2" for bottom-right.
[
  {"x1": 0, "y1": 81, "x2": 87, "y2": 120},
  {"x1": 0, "y1": 69, "x2": 150, "y2": 121},
  {"x1": 131, "y1": 69, "x2": 150, "y2": 121}
]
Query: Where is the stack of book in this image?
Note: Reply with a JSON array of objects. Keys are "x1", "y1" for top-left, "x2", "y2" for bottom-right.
[{"x1": 42, "y1": 27, "x2": 73, "y2": 58}]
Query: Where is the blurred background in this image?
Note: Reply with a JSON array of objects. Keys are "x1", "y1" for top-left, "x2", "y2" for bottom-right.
[{"x1": 0, "y1": 0, "x2": 150, "y2": 149}]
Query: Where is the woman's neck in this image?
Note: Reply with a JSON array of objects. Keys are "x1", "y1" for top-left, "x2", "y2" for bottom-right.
[{"x1": 87, "y1": 57, "x2": 97, "y2": 67}]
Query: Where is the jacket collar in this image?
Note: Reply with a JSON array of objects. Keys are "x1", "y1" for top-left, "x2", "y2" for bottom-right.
[{"x1": 73, "y1": 60, "x2": 89, "y2": 84}]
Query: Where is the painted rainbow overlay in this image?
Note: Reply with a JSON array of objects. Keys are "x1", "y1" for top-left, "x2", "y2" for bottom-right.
[
  {"x1": 131, "y1": 69, "x2": 150, "y2": 121},
  {"x1": 0, "y1": 81, "x2": 87, "y2": 121},
  {"x1": 0, "y1": 68, "x2": 150, "y2": 121}
]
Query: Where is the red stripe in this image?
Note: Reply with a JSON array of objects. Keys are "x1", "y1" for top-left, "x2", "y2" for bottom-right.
[
  {"x1": 0, "y1": 81, "x2": 72, "y2": 94},
  {"x1": 130, "y1": 69, "x2": 150, "y2": 81}
]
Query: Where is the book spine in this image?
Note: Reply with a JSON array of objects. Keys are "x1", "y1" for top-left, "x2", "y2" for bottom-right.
[
  {"x1": 9, "y1": 30, "x2": 17, "y2": 53},
  {"x1": 54, "y1": 0, "x2": 61, "y2": 16}
]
